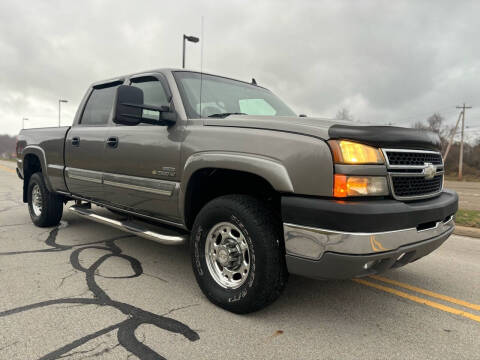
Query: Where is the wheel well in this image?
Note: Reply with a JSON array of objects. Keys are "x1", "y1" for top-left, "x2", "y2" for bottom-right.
[
  {"x1": 23, "y1": 154, "x2": 42, "y2": 202},
  {"x1": 184, "y1": 168, "x2": 280, "y2": 229}
]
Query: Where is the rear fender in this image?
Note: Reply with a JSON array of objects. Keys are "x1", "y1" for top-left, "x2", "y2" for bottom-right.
[{"x1": 22, "y1": 146, "x2": 54, "y2": 201}]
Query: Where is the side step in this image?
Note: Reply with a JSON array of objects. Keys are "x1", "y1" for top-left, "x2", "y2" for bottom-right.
[{"x1": 69, "y1": 205, "x2": 188, "y2": 245}]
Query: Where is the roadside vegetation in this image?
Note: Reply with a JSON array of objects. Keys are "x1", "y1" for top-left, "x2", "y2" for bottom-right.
[
  {"x1": 414, "y1": 113, "x2": 480, "y2": 181},
  {"x1": 455, "y1": 209, "x2": 480, "y2": 228}
]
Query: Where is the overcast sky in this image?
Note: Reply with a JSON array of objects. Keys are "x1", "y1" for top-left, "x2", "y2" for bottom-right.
[{"x1": 1, "y1": 0, "x2": 480, "y2": 140}]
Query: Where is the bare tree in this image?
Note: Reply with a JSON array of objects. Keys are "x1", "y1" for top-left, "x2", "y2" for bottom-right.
[
  {"x1": 413, "y1": 112, "x2": 455, "y2": 150},
  {"x1": 335, "y1": 108, "x2": 354, "y2": 121},
  {"x1": 414, "y1": 113, "x2": 450, "y2": 138},
  {"x1": 413, "y1": 113, "x2": 480, "y2": 178}
]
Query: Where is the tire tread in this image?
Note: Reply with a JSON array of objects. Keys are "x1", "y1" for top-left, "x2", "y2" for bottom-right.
[
  {"x1": 28, "y1": 172, "x2": 63, "y2": 227},
  {"x1": 191, "y1": 194, "x2": 288, "y2": 313}
]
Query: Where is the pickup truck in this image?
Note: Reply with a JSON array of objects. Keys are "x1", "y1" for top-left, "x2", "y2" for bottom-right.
[{"x1": 16, "y1": 69, "x2": 458, "y2": 313}]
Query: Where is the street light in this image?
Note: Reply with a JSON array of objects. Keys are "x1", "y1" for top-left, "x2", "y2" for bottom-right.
[
  {"x1": 182, "y1": 34, "x2": 200, "y2": 69},
  {"x1": 58, "y1": 99, "x2": 68, "y2": 127},
  {"x1": 22, "y1": 117, "x2": 28, "y2": 130}
]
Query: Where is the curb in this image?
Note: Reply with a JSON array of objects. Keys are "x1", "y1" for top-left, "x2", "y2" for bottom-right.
[{"x1": 454, "y1": 225, "x2": 480, "y2": 239}]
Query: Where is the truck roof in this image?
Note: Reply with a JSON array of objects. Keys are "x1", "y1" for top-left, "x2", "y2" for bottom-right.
[{"x1": 90, "y1": 68, "x2": 266, "y2": 90}]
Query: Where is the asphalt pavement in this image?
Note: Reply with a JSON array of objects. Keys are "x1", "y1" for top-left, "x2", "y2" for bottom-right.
[
  {"x1": 0, "y1": 160, "x2": 479, "y2": 360},
  {"x1": 445, "y1": 180, "x2": 480, "y2": 211}
]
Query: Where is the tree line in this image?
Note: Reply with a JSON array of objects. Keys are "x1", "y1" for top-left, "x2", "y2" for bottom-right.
[{"x1": 415, "y1": 113, "x2": 480, "y2": 180}]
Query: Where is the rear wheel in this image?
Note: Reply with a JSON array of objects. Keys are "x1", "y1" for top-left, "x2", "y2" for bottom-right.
[
  {"x1": 190, "y1": 195, "x2": 288, "y2": 314},
  {"x1": 27, "y1": 172, "x2": 63, "y2": 227}
]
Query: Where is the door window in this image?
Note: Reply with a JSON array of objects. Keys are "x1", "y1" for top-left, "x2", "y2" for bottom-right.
[
  {"x1": 131, "y1": 77, "x2": 170, "y2": 121},
  {"x1": 80, "y1": 84, "x2": 119, "y2": 125}
]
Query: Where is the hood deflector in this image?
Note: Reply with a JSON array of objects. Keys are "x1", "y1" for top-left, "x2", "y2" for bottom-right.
[{"x1": 328, "y1": 125, "x2": 441, "y2": 151}]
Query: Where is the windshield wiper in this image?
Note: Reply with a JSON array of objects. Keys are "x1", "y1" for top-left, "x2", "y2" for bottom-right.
[{"x1": 207, "y1": 112, "x2": 247, "y2": 118}]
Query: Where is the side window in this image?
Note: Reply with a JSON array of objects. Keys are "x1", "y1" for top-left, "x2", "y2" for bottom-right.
[
  {"x1": 131, "y1": 78, "x2": 170, "y2": 121},
  {"x1": 80, "y1": 85, "x2": 119, "y2": 125}
]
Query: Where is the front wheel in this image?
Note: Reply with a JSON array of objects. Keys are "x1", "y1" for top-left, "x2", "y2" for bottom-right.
[
  {"x1": 190, "y1": 195, "x2": 288, "y2": 314},
  {"x1": 27, "y1": 172, "x2": 63, "y2": 227}
]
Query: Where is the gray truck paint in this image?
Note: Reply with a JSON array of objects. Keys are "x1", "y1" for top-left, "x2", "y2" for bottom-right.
[
  {"x1": 16, "y1": 67, "x2": 458, "y2": 282},
  {"x1": 16, "y1": 68, "x2": 448, "y2": 232},
  {"x1": 18, "y1": 69, "x2": 338, "y2": 228}
]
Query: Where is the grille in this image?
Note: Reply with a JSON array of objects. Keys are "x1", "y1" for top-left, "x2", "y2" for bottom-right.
[
  {"x1": 386, "y1": 151, "x2": 443, "y2": 166},
  {"x1": 391, "y1": 175, "x2": 442, "y2": 198}
]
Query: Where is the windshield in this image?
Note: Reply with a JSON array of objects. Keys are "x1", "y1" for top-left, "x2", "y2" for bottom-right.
[{"x1": 173, "y1": 71, "x2": 296, "y2": 118}]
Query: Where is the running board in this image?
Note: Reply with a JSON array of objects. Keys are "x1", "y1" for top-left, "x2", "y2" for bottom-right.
[{"x1": 69, "y1": 205, "x2": 187, "y2": 245}]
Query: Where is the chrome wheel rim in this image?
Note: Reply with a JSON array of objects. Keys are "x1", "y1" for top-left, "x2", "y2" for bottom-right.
[
  {"x1": 31, "y1": 184, "x2": 43, "y2": 216},
  {"x1": 205, "y1": 222, "x2": 251, "y2": 289}
]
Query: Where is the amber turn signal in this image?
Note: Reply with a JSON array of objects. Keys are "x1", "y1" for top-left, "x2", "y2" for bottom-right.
[
  {"x1": 328, "y1": 140, "x2": 384, "y2": 164},
  {"x1": 334, "y1": 174, "x2": 389, "y2": 197}
]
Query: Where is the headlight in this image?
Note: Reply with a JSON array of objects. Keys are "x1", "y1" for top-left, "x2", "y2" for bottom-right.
[
  {"x1": 333, "y1": 175, "x2": 389, "y2": 197},
  {"x1": 328, "y1": 140, "x2": 384, "y2": 164}
]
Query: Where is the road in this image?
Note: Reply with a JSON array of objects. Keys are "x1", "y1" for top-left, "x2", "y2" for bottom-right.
[
  {"x1": 0, "y1": 160, "x2": 479, "y2": 360},
  {"x1": 445, "y1": 180, "x2": 480, "y2": 211}
]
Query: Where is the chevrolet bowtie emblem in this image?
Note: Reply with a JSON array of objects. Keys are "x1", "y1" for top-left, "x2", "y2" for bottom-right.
[{"x1": 423, "y1": 163, "x2": 436, "y2": 180}]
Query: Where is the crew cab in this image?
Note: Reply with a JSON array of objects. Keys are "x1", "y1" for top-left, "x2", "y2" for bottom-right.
[{"x1": 16, "y1": 69, "x2": 458, "y2": 313}]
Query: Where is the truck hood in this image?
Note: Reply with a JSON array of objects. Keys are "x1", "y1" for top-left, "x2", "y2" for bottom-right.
[{"x1": 205, "y1": 115, "x2": 441, "y2": 151}]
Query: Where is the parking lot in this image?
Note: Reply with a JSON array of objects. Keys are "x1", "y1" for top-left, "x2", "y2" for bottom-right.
[{"x1": 0, "y1": 160, "x2": 479, "y2": 359}]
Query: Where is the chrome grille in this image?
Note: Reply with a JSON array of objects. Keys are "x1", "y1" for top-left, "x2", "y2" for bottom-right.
[
  {"x1": 385, "y1": 151, "x2": 443, "y2": 166},
  {"x1": 382, "y1": 149, "x2": 444, "y2": 200}
]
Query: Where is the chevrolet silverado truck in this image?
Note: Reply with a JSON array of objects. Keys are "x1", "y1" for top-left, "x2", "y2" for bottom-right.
[{"x1": 16, "y1": 69, "x2": 458, "y2": 313}]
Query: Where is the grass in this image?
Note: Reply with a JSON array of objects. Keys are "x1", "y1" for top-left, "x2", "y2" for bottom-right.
[{"x1": 455, "y1": 209, "x2": 480, "y2": 229}]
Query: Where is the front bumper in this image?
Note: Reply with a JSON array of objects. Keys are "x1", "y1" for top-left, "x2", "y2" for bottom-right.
[
  {"x1": 282, "y1": 190, "x2": 458, "y2": 279},
  {"x1": 285, "y1": 228, "x2": 453, "y2": 279}
]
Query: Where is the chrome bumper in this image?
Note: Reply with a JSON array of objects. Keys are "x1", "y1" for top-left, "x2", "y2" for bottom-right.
[{"x1": 284, "y1": 216, "x2": 455, "y2": 260}]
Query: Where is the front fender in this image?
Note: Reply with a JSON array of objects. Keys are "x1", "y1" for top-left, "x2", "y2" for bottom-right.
[{"x1": 179, "y1": 151, "x2": 294, "y2": 220}]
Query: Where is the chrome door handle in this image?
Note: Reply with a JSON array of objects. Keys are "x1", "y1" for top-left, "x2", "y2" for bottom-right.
[{"x1": 71, "y1": 137, "x2": 80, "y2": 147}]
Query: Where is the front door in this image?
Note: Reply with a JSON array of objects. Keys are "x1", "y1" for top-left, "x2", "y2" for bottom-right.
[
  {"x1": 65, "y1": 83, "x2": 120, "y2": 201},
  {"x1": 101, "y1": 75, "x2": 183, "y2": 223}
]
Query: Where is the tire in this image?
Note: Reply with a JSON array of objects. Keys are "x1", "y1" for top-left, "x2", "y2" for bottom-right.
[
  {"x1": 190, "y1": 195, "x2": 288, "y2": 314},
  {"x1": 27, "y1": 172, "x2": 63, "y2": 227}
]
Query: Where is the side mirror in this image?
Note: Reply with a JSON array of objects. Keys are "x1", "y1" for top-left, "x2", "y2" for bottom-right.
[
  {"x1": 113, "y1": 85, "x2": 144, "y2": 126},
  {"x1": 113, "y1": 85, "x2": 176, "y2": 126}
]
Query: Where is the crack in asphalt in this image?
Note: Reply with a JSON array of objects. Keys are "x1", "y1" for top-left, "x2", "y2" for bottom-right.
[
  {"x1": 0, "y1": 341, "x2": 19, "y2": 351},
  {"x1": 0, "y1": 222, "x2": 31, "y2": 228},
  {"x1": 160, "y1": 303, "x2": 200, "y2": 316},
  {"x1": 57, "y1": 340, "x2": 121, "y2": 359},
  {"x1": 57, "y1": 270, "x2": 79, "y2": 289},
  {"x1": 0, "y1": 222, "x2": 200, "y2": 359}
]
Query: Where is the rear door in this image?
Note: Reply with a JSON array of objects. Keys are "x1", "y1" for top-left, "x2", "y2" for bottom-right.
[
  {"x1": 101, "y1": 74, "x2": 183, "y2": 223},
  {"x1": 65, "y1": 82, "x2": 121, "y2": 201}
]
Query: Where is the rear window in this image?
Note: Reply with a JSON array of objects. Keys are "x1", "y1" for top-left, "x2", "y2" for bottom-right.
[{"x1": 80, "y1": 85, "x2": 119, "y2": 125}]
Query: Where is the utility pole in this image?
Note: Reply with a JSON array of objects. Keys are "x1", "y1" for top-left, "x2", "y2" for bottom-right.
[
  {"x1": 443, "y1": 110, "x2": 463, "y2": 161},
  {"x1": 58, "y1": 99, "x2": 68, "y2": 127},
  {"x1": 455, "y1": 103, "x2": 472, "y2": 180},
  {"x1": 22, "y1": 117, "x2": 28, "y2": 130}
]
